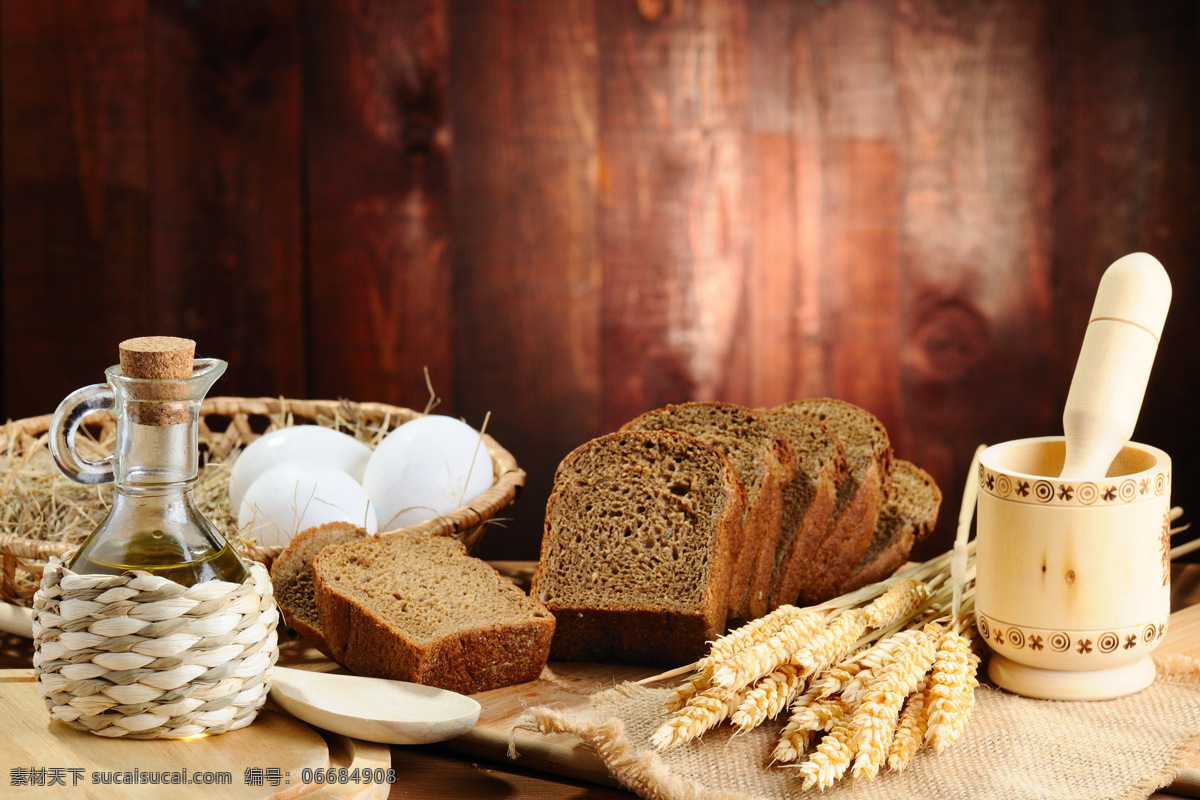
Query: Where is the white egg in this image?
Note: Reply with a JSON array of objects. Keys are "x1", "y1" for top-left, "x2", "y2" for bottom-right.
[
  {"x1": 362, "y1": 415, "x2": 495, "y2": 531},
  {"x1": 228, "y1": 426, "x2": 372, "y2": 516},
  {"x1": 237, "y1": 463, "x2": 379, "y2": 548}
]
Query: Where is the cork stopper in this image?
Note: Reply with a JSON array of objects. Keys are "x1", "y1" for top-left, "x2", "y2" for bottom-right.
[
  {"x1": 118, "y1": 337, "x2": 197, "y2": 425},
  {"x1": 119, "y1": 336, "x2": 196, "y2": 380}
]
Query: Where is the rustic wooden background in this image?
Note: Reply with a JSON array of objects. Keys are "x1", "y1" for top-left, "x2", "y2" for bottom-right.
[{"x1": 2, "y1": 0, "x2": 1197, "y2": 561}]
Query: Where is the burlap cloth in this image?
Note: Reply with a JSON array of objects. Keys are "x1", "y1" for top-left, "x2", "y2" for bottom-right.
[{"x1": 511, "y1": 653, "x2": 1200, "y2": 800}]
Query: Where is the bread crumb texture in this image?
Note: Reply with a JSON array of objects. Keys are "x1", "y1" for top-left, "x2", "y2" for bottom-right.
[
  {"x1": 534, "y1": 430, "x2": 743, "y2": 665},
  {"x1": 538, "y1": 431, "x2": 731, "y2": 608}
]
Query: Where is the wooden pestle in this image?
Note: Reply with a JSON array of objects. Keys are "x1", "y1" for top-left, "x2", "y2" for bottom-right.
[{"x1": 1059, "y1": 253, "x2": 1171, "y2": 480}]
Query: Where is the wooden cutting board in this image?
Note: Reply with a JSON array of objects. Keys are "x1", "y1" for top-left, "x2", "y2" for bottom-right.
[
  {"x1": 0, "y1": 671, "x2": 391, "y2": 800},
  {"x1": 444, "y1": 661, "x2": 646, "y2": 788},
  {"x1": 434, "y1": 600, "x2": 1200, "y2": 796}
]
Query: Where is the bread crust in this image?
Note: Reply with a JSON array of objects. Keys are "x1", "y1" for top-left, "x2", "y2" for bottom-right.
[
  {"x1": 839, "y1": 459, "x2": 942, "y2": 593},
  {"x1": 320, "y1": 586, "x2": 555, "y2": 693},
  {"x1": 797, "y1": 464, "x2": 885, "y2": 603},
  {"x1": 546, "y1": 606, "x2": 719, "y2": 666},
  {"x1": 762, "y1": 411, "x2": 850, "y2": 609},
  {"x1": 840, "y1": 532, "x2": 913, "y2": 591},
  {"x1": 769, "y1": 460, "x2": 841, "y2": 607},
  {"x1": 620, "y1": 402, "x2": 793, "y2": 624},
  {"x1": 739, "y1": 437, "x2": 792, "y2": 622},
  {"x1": 313, "y1": 533, "x2": 555, "y2": 695},
  {"x1": 269, "y1": 521, "x2": 367, "y2": 657},
  {"x1": 776, "y1": 398, "x2": 894, "y2": 604}
]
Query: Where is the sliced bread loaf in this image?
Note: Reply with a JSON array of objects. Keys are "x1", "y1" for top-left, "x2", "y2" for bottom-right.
[
  {"x1": 313, "y1": 532, "x2": 555, "y2": 695},
  {"x1": 533, "y1": 429, "x2": 745, "y2": 665},
  {"x1": 620, "y1": 402, "x2": 793, "y2": 622},
  {"x1": 841, "y1": 459, "x2": 941, "y2": 592},
  {"x1": 269, "y1": 521, "x2": 367, "y2": 656},
  {"x1": 760, "y1": 410, "x2": 849, "y2": 609},
  {"x1": 777, "y1": 397, "x2": 893, "y2": 603}
]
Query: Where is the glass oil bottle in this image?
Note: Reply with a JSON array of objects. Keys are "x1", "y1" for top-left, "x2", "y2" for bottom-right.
[{"x1": 49, "y1": 336, "x2": 249, "y2": 585}]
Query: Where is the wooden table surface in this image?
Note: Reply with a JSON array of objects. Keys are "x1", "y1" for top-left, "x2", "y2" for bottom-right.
[{"x1": 5, "y1": 562, "x2": 1200, "y2": 799}]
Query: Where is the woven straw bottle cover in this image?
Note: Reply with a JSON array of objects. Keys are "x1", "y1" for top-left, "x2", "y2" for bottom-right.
[{"x1": 33, "y1": 336, "x2": 278, "y2": 739}]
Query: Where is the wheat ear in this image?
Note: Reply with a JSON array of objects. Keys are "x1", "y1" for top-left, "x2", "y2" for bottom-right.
[
  {"x1": 886, "y1": 678, "x2": 931, "y2": 773},
  {"x1": 771, "y1": 678, "x2": 827, "y2": 762},
  {"x1": 664, "y1": 605, "x2": 812, "y2": 715},
  {"x1": 794, "y1": 608, "x2": 868, "y2": 676},
  {"x1": 798, "y1": 715, "x2": 857, "y2": 791},
  {"x1": 772, "y1": 725, "x2": 814, "y2": 764},
  {"x1": 786, "y1": 696, "x2": 848, "y2": 734},
  {"x1": 731, "y1": 663, "x2": 805, "y2": 731},
  {"x1": 813, "y1": 656, "x2": 866, "y2": 699},
  {"x1": 712, "y1": 610, "x2": 823, "y2": 691},
  {"x1": 863, "y1": 578, "x2": 931, "y2": 629},
  {"x1": 702, "y1": 604, "x2": 806, "y2": 671},
  {"x1": 849, "y1": 626, "x2": 938, "y2": 781},
  {"x1": 665, "y1": 673, "x2": 710, "y2": 713},
  {"x1": 925, "y1": 629, "x2": 980, "y2": 752},
  {"x1": 840, "y1": 632, "x2": 912, "y2": 704},
  {"x1": 651, "y1": 686, "x2": 741, "y2": 750}
]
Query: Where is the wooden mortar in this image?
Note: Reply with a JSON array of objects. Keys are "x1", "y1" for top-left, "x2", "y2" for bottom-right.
[{"x1": 976, "y1": 438, "x2": 1172, "y2": 700}]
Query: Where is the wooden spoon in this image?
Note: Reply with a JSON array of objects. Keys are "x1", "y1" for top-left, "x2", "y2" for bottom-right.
[
  {"x1": 269, "y1": 666, "x2": 481, "y2": 745},
  {"x1": 0, "y1": 602, "x2": 480, "y2": 744},
  {"x1": 0, "y1": 601, "x2": 32, "y2": 637}
]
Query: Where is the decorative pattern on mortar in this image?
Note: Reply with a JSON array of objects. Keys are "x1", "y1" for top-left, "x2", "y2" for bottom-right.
[
  {"x1": 976, "y1": 612, "x2": 1168, "y2": 663},
  {"x1": 977, "y1": 462, "x2": 1170, "y2": 508}
]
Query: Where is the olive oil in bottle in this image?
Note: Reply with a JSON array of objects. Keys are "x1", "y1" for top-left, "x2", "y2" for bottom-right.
[{"x1": 50, "y1": 336, "x2": 249, "y2": 586}]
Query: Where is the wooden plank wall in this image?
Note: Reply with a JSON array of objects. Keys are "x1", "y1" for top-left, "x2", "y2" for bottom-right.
[{"x1": 1, "y1": 0, "x2": 1197, "y2": 561}]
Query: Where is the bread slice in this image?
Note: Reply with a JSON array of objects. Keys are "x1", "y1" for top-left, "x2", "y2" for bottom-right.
[
  {"x1": 777, "y1": 398, "x2": 893, "y2": 603},
  {"x1": 313, "y1": 532, "x2": 555, "y2": 694},
  {"x1": 841, "y1": 459, "x2": 941, "y2": 592},
  {"x1": 533, "y1": 429, "x2": 745, "y2": 665},
  {"x1": 620, "y1": 402, "x2": 793, "y2": 622},
  {"x1": 760, "y1": 410, "x2": 849, "y2": 608},
  {"x1": 269, "y1": 521, "x2": 368, "y2": 656}
]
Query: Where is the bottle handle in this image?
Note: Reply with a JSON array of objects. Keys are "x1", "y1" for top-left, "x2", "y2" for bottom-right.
[{"x1": 49, "y1": 383, "x2": 116, "y2": 485}]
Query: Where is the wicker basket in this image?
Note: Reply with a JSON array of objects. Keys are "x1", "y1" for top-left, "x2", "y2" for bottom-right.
[
  {"x1": 0, "y1": 396, "x2": 525, "y2": 606},
  {"x1": 35, "y1": 557, "x2": 279, "y2": 739}
]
